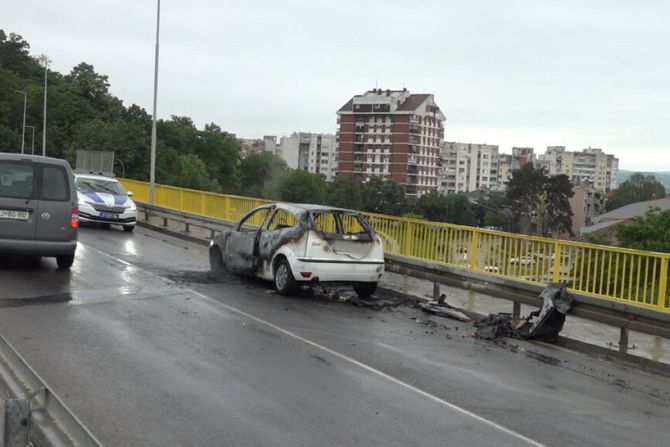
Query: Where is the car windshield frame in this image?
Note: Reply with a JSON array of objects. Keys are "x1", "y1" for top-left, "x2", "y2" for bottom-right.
[{"x1": 76, "y1": 177, "x2": 126, "y2": 196}]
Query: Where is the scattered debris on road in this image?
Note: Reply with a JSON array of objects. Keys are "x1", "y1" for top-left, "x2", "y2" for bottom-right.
[
  {"x1": 418, "y1": 294, "x2": 472, "y2": 322},
  {"x1": 474, "y1": 282, "x2": 574, "y2": 342}
]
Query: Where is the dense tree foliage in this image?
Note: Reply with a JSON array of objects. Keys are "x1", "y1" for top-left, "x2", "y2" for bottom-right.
[
  {"x1": 616, "y1": 209, "x2": 670, "y2": 253},
  {"x1": 414, "y1": 190, "x2": 476, "y2": 226},
  {"x1": 607, "y1": 173, "x2": 666, "y2": 211},
  {"x1": 0, "y1": 30, "x2": 239, "y2": 192},
  {"x1": 505, "y1": 163, "x2": 574, "y2": 236},
  {"x1": 279, "y1": 170, "x2": 327, "y2": 204}
]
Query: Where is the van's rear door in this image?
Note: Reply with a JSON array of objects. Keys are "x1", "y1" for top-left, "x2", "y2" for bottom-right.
[
  {"x1": 35, "y1": 163, "x2": 75, "y2": 242},
  {"x1": 0, "y1": 160, "x2": 38, "y2": 240}
]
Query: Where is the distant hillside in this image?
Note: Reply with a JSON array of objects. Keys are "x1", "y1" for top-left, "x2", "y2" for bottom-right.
[{"x1": 618, "y1": 170, "x2": 670, "y2": 190}]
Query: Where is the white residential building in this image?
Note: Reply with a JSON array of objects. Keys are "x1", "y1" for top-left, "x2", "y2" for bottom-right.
[
  {"x1": 439, "y1": 142, "x2": 500, "y2": 194},
  {"x1": 307, "y1": 134, "x2": 338, "y2": 181},
  {"x1": 278, "y1": 132, "x2": 338, "y2": 180}
]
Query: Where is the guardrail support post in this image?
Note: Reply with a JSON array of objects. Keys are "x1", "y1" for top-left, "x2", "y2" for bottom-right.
[
  {"x1": 433, "y1": 281, "x2": 440, "y2": 301},
  {"x1": 469, "y1": 231, "x2": 480, "y2": 271},
  {"x1": 144, "y1": 209, "x2": 150, "y2": 221},
  {"x1": 402, "y1": 221, "x2": 414, "y2": 257},
  {"x1": 162, "y1": 217, "x2": 168, "y2": 227},
  {"x1": 552, "y1": 242, "x2": 561, "y2": 282},
  {"x1": 658, "y1": 258, "x2": 668, "y2": 311},
  {"x1": 619, "y1": 327, "x2": 629, "y2": 355},
  {"x1": 184, "y1": 222, "x2": 190, "y2": 233},
  {"x1": 513, "y1": 301, "x2": 521, "y2": 318}
]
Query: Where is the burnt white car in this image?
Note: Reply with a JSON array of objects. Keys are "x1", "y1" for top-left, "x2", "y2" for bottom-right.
[{"x1": 209, "y1": 204, "x2": 385, "y2": 297}]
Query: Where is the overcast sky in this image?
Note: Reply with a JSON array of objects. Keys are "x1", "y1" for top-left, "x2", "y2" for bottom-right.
[{"x1": 4, "y1": 0, "x2": 670, "y2": 171}]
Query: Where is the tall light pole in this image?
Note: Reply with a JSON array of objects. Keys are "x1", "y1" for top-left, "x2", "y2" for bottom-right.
[
  {"x1": 39, "y1": 55, "x2": 50, "y2": 157},
  {"x1": 149, "y1": 0, "x2": 161, "y2": 204},
  {"x1": 25, "y1": 125, "x2": 35, "y2": 155},
  {"x1": 14, "y1": 90, "x2": 27, "y2": 154}
]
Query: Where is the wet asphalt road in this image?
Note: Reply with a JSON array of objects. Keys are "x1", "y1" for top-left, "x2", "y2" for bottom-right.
[{"x1": 1, "y1": 226, "x2": 670, "y2": 446}]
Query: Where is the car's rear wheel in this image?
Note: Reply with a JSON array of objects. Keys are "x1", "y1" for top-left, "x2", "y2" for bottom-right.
[
  {"x1": 123, "y1": 225, "x2": 135, "y2": 232},
  {"x1": 56, "y1": 255, "x2": 74, "y2": 270},
  {"x1": 209, "y1": 246, "x2": 225, "y2": 273},
  {"x1": 274, "y1": 258, "x2": 298, "y2": 296},
  {"x1": 353, "y1": 282, "x2": 377, "y2": 298}
]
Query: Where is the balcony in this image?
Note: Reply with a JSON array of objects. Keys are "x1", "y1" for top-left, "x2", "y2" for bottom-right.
[{"x1": 408, "y1": 155, "x2": 417, "y2": 165}]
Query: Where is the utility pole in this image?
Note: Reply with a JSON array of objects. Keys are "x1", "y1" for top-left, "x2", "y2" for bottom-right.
[
  {"x1": 40, "y1": 55, "x2": 50, "y2": 157},
  {"x1": 149, "y1": 0, "x2": 161, "y2": 204},
  {"x1": 14, "y1": 90, "x2": 27, "y2": 154},
  {"x1": 25, "y1": 125, "x2": 35, "y2": 155}
]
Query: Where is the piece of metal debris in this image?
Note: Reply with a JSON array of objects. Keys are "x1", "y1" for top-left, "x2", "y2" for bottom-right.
[{"x1": 419, "y1": 294, "x2": 472, "y2": 322}]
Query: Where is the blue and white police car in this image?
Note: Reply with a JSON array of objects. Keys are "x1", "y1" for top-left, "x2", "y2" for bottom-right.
[{"x1": 75, "y1": 172, "x2": 137, "y2": 232}]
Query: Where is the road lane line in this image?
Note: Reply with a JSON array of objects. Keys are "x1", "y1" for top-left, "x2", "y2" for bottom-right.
[{"x1": 82, "y1": 241, "x2": 546, "y2": 447}]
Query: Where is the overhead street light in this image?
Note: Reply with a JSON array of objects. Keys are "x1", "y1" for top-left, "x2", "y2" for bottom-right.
[
  {"x1": 39, "y1": 55, "x2": 50, "y2": 157},
  {"x1": 149, "y1": 0, "x2": 161, "y2": 204},
  {"x1": 25, "y1": 125, "x2": 35, "y2": 155},
  {"x1": 14, "y1": 90, "x2": 27, "y2": 154}
]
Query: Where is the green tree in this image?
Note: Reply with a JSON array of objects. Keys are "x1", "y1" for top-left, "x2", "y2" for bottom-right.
[
  {"x1": 278, "y1": 170, "x2": 327, "y2": 204},
  {"x1": 363, "y1": 177, "x2": 407, "y2": 216},
  {"x1": 506, "y1": 163, "x2": 574, "y2": 236},
  {"x1": 238, "y1": 152, "x2": 287, "y2": 198},
  {"x1": 616, "y1": 208, "x2": 670, "y2": 253},
  {"x1": 607, "y1": 173, "x2": 666, "y2": 211},
  {"x1": 326, "y1": 176, "x2": 365, "y2": 210}
]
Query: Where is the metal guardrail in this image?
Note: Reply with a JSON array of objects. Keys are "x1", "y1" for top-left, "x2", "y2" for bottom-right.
[
  {"x1": 120, "y1": 179, "x2": 670, "y2": 316},
  {"x1": 134, "y1": 202, "x2": 670, "y2": 348},
  {"x1": 0, "y1": 334, "x2": 103, "y2": 446}
]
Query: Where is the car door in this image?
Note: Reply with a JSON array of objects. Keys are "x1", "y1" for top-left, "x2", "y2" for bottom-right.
[
  {"x1": 223, "y1": 206, "x2": 272, "y2": 271},
  {"x1": 0, "y1": 160, "x2": 38, "y2": 241},
  {"x1": 257, "y1": 208, "x2": 302, "y2": 261},
  {"x1": 35, "y1": 163, "x2": 75, "y2": 242}
]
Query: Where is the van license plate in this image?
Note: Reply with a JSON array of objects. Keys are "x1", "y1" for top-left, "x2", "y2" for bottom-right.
[
  {"x1": 100, "y1": 212, "x2": 119, "y2": 220},
  {"x1": 0, "y1": 209, "x2": 29, "y2": 220}
]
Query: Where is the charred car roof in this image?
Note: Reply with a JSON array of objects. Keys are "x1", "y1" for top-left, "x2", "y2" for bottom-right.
[{"x1": 263, "y1": 203, "x2": 363, "y2": 215}]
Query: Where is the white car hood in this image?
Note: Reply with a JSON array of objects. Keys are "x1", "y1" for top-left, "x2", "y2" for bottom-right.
[{"x1": 78, "y1": 191, "x2": 133, "y2": 208}]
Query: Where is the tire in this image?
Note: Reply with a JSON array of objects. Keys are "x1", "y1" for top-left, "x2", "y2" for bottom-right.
[
  {"x1": 274, "y1": 258, "x2": 298, "y2": 296},
  {"x1": 209, "y1": 246, "x2": 225, "y2": 273},
  {"x1": 56, "y1": 255, "x2": 75, "y2": 270},
  {"x1": 123, "y1": 225, "x2": 135, "y2": 232},
  {"x1": 353, "y1": 282, "x2": 377, "y2": 298}
]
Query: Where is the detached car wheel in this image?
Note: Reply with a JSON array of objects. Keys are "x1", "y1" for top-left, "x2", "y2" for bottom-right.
[
  {"x1": 274, "y1": 259, "x2": 298, "y2": 296},
  {"x1": 56, "y1": 255, "x2": 75, "y2": 270},
  {"x1": 353, "y1": 282, "x2": 377, "y2": 298}
]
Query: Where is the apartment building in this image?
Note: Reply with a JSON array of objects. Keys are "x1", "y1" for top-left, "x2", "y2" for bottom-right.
[
  {"x1": 569, "y1": 180, "x2": 608, "y2": 234},
  {"x1": 307, "y1": 134, "x2": 338, "y2": 181},
  {"x1": 336, "y1": 88, "x2": 445, "y2": 197},
  {"x1": 536, "y1": 146, "x2": 565, "y2": 176},
  {"x1": 278, "y1": 132, "x2": 312, "y2": 170},
  {"x1": 278, "y1": 132, "x2": 338, "y2": 180},
  {"x1": 559, "y1": 147, "x2": 619, "y2": 192},
  {"x1": 439, "y1": 142, "x2": 499, "y2": 194}
]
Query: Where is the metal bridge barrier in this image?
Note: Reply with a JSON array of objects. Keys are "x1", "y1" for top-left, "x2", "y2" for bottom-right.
[{"x1": 119, "y1": 179, "x2": 670, "y2": 315}]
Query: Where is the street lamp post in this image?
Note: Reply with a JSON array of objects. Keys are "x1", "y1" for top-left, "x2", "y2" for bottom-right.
[
  {"x1": 149, "y1": 0, "x2": 161, "y2": 204},
  {"x1": 25, "y1": 125, "x2": 35, "y2": 155},
  {"x1": 14, "y1": 90, "x2": 27, "y2": 154},
  {"x1": 39, "y1": 55, "x2": 50, "y2": 157}
]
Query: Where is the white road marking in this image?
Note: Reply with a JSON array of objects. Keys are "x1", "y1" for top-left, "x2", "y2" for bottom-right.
[{"x1": 82, "y1": 241, "x2": 546, "y2": 447}]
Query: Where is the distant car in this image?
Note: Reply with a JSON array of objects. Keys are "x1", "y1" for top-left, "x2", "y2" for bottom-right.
[
  {"x1": 0, "y1": 153, "x2": 78, "y2": 269},
  {"x1": 75, "y1": 172, "x2": 137, "y2": 232},
  {"x1": 509, "y1": 256, "x2": 535, "y2": 266},
  {"x1": 209, "y1": 204, "x2": 385, "y2": 297}
]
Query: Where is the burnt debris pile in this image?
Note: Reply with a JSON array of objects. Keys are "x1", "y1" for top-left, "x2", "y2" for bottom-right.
[{"x1": 474, "y1": 283, "x2": 574, "y2": 342}]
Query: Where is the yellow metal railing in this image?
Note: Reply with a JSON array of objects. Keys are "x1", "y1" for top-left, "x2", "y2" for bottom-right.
[{"x1": 120, "y1": 178, "x2": 670, "y2": 314}]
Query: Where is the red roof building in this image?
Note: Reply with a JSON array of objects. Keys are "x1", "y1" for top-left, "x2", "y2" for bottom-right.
[{"x1": 336, "y1": 88, "x2": 445, "y2": 197}]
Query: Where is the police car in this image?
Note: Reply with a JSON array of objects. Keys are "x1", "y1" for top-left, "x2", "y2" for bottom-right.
[{"x1": 75, "y1": 171, "x2": 137, "y2": 232}]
